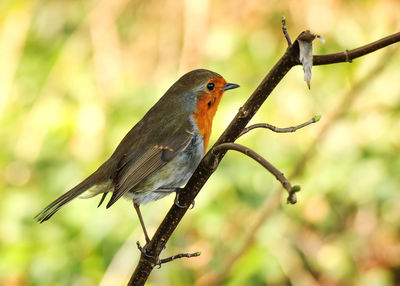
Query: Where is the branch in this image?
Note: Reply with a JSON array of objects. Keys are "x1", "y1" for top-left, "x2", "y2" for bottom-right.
[
  {"x1": 212, "y1": 143, "x2": 299, "y2": 204},
  {"x1": 128, "y1": 29, "x2": 400, "y2": 285},
  {"x1": 313, "y1": 32, "x2": 400, "y2": 65},
  {"x1": 239, "y1": 115, "x2": 320, "y2": 137}
]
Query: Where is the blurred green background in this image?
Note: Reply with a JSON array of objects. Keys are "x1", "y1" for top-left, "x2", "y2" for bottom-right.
[{"x1": 1, "y1": 0, "x2": 400, "y2": 285}]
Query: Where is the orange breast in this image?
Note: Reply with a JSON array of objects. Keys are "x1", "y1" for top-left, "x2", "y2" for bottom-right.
[{"x1": 193, "y1": 78, "x2": 226, "y2": 152}]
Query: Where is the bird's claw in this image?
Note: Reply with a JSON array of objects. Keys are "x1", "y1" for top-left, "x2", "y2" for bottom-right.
[
  {"x1": 137, "y1": 241, "x2": 165, "y2": 268},
  {"x1": 174, "y1": 193, "x2": 195, "y2": 209},
  {"x1": 136, "y1": 241, "x2": 153, "y2": 259}
]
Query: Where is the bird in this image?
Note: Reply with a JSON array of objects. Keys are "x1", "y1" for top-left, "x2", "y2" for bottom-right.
[{"x1": 36, "y1": 69, "x2": 239, "y2": 243}]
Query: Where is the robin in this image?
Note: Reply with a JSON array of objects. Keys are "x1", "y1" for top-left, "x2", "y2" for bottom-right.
[{"x1": 36, "y1": 69, "x2": 239, "y2": 243}]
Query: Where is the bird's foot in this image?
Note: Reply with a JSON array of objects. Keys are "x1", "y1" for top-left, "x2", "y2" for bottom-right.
[
  {"x1": 174, "y1": 191, "x2": 195, "y2": 209},
  {"x1": 136, "y1": 241, "x2": 153, "y2": 258}
]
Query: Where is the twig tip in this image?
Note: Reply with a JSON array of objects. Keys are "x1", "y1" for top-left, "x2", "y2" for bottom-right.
[
  {"x1": 291, "y1": 185, "x2": 301, "y2": 192},
  {"x1": 313, "y1": 115, "x2": 322, "y2": 122},
  {"x1": 286, "y1": 185, "x2": 300, "y2": 205},
  {"x1": 287, "y1": 192, "x2": 298, "y2": 204},
  {"x1": 281, "y1": 16, "x2": 292, "y2": 46}
]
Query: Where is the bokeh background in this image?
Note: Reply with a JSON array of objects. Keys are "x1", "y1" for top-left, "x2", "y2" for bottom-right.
[{"x1": 1, "y1": 0, "x2": 400, "y2": 285}]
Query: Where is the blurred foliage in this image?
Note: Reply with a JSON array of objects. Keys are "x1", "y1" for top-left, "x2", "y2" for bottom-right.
[{"x1": 1, "y1": 0, "x2": 400, "y2": 285}]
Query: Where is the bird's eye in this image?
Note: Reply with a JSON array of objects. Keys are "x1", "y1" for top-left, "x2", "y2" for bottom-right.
[{"x1": 207, "y1": 83, "x2": 215, "y2": 91}]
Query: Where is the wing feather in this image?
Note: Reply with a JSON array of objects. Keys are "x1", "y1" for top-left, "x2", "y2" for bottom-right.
[{"x1": 106, "y1": 128, "x2": 193, "y2": 207}]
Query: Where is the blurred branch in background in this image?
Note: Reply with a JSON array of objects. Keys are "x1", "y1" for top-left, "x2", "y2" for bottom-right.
[
  {"x1": 198, "y1": 47, "x2": 397, "y2": 286},
  {"x1": 0, "y1": 5, "x2": 31, "y2": 114},
  {"x1": 89, "y1": 0, "x2": 126, "y2": 96},
  {"x1": 179, "y1": 0, "x2": 209, "y2": 72}
]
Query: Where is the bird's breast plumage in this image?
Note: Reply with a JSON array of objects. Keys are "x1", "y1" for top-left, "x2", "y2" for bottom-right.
[{"x1": 193, "y1": 77, "x2": 226, "y2": 151}]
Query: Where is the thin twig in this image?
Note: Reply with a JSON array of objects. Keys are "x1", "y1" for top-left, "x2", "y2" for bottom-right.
[
  {"x1": 158, "y1": 252, "x2": 201, "y2": 267},
  {"x1": 239, "y1": 115, "x2": 320, "y2": 137},
  {"x1": 136, "y1": 239, "x2": 201, "y2": 268},
  {"x1": 212, "y1": 143, "x2": 298, "y2": 204},
  {"x1": 282, "y1": 17, "x2": 292, "y2": 46},
  {"x1": 136, "y1": 241, "x2": 200, "y2": 269}
]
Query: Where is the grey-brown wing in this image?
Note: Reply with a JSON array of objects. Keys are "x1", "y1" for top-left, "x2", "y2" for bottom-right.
[{"x1": 105, "y1": 129, "x2": 193, "y2": 208}]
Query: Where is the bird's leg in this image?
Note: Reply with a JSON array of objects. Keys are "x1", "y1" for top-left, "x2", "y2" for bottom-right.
[
  {"x1": 133, "y1": 202, "x2": 151, "y2": 244},
  {"x1": 174, "y1": 188, "x2": 195, "y2": 209}
]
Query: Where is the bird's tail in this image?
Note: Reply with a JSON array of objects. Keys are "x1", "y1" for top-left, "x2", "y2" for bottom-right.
[{"x1": 35, "y1": 173, "x2": 103, "y2": 223}]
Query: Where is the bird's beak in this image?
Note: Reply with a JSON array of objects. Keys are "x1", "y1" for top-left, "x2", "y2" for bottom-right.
[{"x1": 222, "y1": 83, "x2": 240, "y2": 91}]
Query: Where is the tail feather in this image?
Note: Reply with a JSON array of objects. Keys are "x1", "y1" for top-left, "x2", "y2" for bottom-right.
[
  {"x1": 97, "y1": 192, "x2": 108, "y2": 208},
  {"x1": 35, "y1": 175, "x2": 101, "y2": 223}
]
